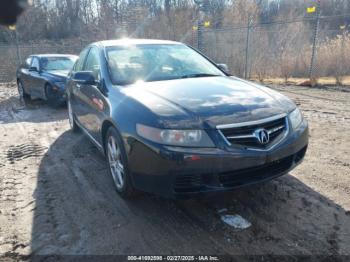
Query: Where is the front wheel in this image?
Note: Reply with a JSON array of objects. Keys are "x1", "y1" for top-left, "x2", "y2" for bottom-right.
[
  {"x1": 105, "y1": 127, "x2": 136, "y2": 198},
  {"x1": 17, "y1": 80, "x2": 31, "y2": 103}
]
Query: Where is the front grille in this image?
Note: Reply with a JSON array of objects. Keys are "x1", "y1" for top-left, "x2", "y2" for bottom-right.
[
  {"x1": 218, "y1": 155, "x2": 294, "y2": 187},
  {"x1": 219, "y1": 116, "x2": 288, "y2": 149}
]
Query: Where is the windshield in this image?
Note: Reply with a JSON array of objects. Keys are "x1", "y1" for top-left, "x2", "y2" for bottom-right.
[
  {"x1": 106, "y1": 44, "x2": 225, "y2": 85},
  {"x1": 41, "y1": 57, "x2": 76, "y2": 71}
]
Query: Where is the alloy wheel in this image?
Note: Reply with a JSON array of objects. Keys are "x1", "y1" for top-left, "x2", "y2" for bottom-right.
[{"x1": 107, "y1": 136, "x2": 125, "y2": 190}]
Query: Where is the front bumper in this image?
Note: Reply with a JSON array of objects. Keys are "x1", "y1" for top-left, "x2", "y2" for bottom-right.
[{"x1": 128, "y1": 119, "x2": 309, "y2": 198}]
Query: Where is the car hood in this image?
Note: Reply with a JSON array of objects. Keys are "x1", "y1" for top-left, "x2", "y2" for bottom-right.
[{"x1": 122, "y1": 77, "x2": 296, "y2": 129}]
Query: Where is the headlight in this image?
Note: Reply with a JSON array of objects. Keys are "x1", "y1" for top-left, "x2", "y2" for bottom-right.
[
  {"x1": 289, "y1": 108, "x2": 303, "y2": 130},
  {"x1": 136, "y1": 124, "x2": 215, "y2": 147}
]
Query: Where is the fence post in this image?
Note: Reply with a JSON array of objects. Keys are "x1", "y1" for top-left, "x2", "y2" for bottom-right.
[
  {"x1": 197, "y1": 20, "x2": 203, "y2": 50},
  {"x1": 192, "y1": 28, "x2": 195, "y2": 47},
  {"x1": 341, "y1": 27, "x2": 346, "y2": 82},
  {"x1": 15, "y1": 29, "x2": 22, "y2": 66},
  {"x1": 244, "y1": 17, "x2": 252, "y2": 79},
  {"x1": 195, "y1": 0, "x2": 205, "y2": 51},
  {"x1": 309, "y1": 0, "x2": 321, "y2": 80}
]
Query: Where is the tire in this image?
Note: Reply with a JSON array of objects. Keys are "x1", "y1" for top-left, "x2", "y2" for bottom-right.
[
  {"x1": 67, "y1": 99, "x2": 79, "y2": 133},
  {"x1": 45, "y1": 84, "x2": 63, "y2": 107},
  {"x1": 17, "y1": 80, "x2": 31, "y2": 103},
  {"x1": 105, "y1": 127, "x2": 136, "y2": 198}
]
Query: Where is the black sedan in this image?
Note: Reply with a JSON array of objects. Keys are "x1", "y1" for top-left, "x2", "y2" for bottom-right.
[
  {"x1": 66, "y1": 39, "x2": 308, "y2": 198},
  {"x1": 16, "y1": 54, "x2": 78, "y2": 106}
]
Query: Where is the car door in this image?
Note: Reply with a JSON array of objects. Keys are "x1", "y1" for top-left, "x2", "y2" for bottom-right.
[
  {"x1": 70, "y1": 47, "x2": 90, "y2": 126},
  {"x1": 75, "y1": 47, "x2": 107, "y2": 144},
  {"x1": 28, "y1": 57, "x2": 44, "y2": 97}
]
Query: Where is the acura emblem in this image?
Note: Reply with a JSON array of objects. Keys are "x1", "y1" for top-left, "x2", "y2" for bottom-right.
[{"x1": 254, "y1": 129, "x2": 270, "y2": 145}]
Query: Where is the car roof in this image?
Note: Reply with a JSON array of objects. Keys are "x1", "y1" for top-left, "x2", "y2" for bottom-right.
[
  {"x1": 31, "y1": 54, "x2": 78, "y2": 58},
  {"x1": 93, "y1": 39, "x2": 183, "y2": 48}
]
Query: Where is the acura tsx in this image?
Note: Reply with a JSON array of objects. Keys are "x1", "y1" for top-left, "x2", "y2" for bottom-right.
[{"x1": 66, "y1": 39, "x2": 308, "y2": 198}]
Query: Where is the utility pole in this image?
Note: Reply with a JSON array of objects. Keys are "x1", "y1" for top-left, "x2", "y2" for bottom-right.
[{"x1": 309, "y1": 0, "x2": 321, "y2": 81}]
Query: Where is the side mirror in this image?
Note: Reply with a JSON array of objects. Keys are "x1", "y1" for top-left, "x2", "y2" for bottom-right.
[
  {"x1": 29, "y1": 66, "x2": 39, "y2": 72},
  {"x1": 217, "y1": 63, "x2": 229, "y2": 73},
  {"x1": 73, "y1": 71, "x2": 96, "y2": 85}
]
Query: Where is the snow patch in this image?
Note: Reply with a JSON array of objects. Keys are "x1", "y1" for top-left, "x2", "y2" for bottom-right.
[{"x1": 221, "y1": 214, "x2": 251, "y2": 229}]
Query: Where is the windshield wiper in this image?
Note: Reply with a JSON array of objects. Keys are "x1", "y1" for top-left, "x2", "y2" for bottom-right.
[{"x1": 179, "y1": 73, "x2": 221, "y2": 79}]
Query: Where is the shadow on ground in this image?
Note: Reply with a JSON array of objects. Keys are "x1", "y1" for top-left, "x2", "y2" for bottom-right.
[
  {"x1": 0, "y1": 95, "x2": 67, "y2": 124},
  {"x1": 29, "y1": 131, "x2": 350, "y2": 256}
]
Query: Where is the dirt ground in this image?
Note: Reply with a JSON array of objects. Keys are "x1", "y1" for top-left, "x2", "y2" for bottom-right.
[
  {"x1": 252, "y1": 76, "x2": 350, "y2": 87},
  {"x1": 0, "y1": 82, "x2": 349, "y2": 259}
]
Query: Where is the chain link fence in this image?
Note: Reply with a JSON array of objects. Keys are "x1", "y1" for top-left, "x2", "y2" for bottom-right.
[
  {"x1": 199, "y1": 15, "x2": 350, "y2": 84},
  {"x1": 201, "y1": 21, "x2": 314, "y2": 79},
  {"x1": 0, "y1": 15, "x2": 349, "y2": 84}
]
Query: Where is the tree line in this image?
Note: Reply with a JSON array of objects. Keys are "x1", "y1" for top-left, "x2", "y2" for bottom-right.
[{"x1": 0, "y1": 0, "x2": 349, "y2": 43}]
